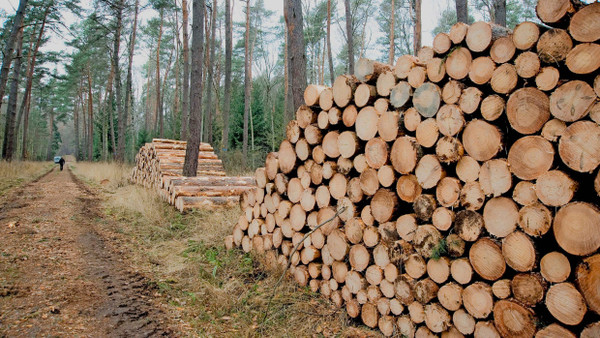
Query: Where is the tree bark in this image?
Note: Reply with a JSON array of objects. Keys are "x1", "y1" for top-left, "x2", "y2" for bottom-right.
[
  {"x1": 327, "y1": 0, "x2": 334, "y2": 84},
  {"x1": 285, "y1": 0, "x2": 307, "y2": 119},
  {"x1": 413, "y1": 0, "x2": 422, "y2": 56},
  {"x1": 2, "y1": 26, "x2": 23, "y2": 160},
  {"x1": 124, "y1": 0, "x2": 139, "y2": 161},
  {"x1": 243, "y1": 0, "x2": 251, "y2": 165},
  {"x1": 45, "y1": 107, "x2": 54, "y2": 161},
  {"x1": 204, "y1": 0, "x2": 217, "y2": 144},
  {"x1": 0, "y1": 0, "x2": 28, "y2": 114},
  {"x1": 20, "y1": 6, "x2": 49, "y2": 159},
  {"x1": 113, "y1": 0, "x2": 125, "y2": 161},
  {"x1": 222, "y1": 0, "x2": 232, "y2": 150},
  {"x1": 389, "y1": 0, "x2": 395, "y2": 65},
  {"x1": 456, "y1": 0, "x2": 468, "y2": 23},
  {"x1": 494, "y1": 0, "x2": 507, "y2": 27},
  {"x1": 87, "y1": 65, "x2": 94, "y2": 161},
  {"x1": 183, "y1": 0, "x2": 205, "y2": 176},
  {"x1": 344, "y1": 0, "x2": 354, "y2": 74},
  {"x1": 180, "y1": 0, "x2": 190, "y2": 140},
  {"x1": 156, "y1": 9, "x2": 164, "y2": 137}
]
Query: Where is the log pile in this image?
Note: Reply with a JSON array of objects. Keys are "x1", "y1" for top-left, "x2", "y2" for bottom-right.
[
  {"x1": 228, "y1": 1, "x2": 600, "y2": 336},
  {"x1": 131, "y1": 139, "x2": 255, "y2": 211}
]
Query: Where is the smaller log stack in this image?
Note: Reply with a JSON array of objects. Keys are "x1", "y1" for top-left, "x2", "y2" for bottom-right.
[
  {"x1": 228, "y1": 0, "x2": 600, "y2": 336},
  {"x1": 131, "y1": 139, "x2": 255, "y2": 211}
]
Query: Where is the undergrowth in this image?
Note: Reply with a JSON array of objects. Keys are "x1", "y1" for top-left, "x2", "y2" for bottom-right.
[
  {"x1": 70, "y1": 162, "x2": 368, "y2": 337},
  {"x1": 0, "y1": 160, "x2": 53, "y2": 196}
]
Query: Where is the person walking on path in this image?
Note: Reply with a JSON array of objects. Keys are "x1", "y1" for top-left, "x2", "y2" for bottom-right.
[{"x1": 59, "y1": 157, "x2": 65, "y2": 171}]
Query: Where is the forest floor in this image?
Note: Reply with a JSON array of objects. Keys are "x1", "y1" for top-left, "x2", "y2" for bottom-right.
[{"x1": 0, "y1": 162, "x2": 375, "y2": 337}]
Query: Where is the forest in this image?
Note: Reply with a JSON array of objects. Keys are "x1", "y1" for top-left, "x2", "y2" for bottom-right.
[{"x1": 0, "y1": 0, "x2": 537, "y2": 170}]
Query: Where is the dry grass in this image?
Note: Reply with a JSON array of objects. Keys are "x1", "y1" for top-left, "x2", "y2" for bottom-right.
[
  {"x1": 0, "y1": 160, "x2": 53, "y2": 196},
  {"x1": 70, "y1": 162, "x2": 372, "y2": 337}
]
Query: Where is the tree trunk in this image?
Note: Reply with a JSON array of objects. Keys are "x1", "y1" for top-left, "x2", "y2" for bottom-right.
[
  {"x1": 20, "y1": 6, "x2": 48, "y2": 159},
  {"x1": 389, "y1": 0, "x2": 395, "y2": 65},
  {"x1": 183, "y1": 0, "x2": 205, "y2": 177},
  {"x1": 74, "y1": 90, "x2": 80, "y2": 160},
  {"x1": 46, "y1": 107, "x2": 54, "y2": 161},
  {"x1": 2, "y1": 26, "x2": 24, "y2": 160},
  {"x1": 204, "y1": 0, "x2": 217, "y2": 144},
  {"x1": 87, "y1": 66, "x2": 94, "y2": 161},
  {"x1": 156, "y1": 9, "x2": 164, "y2": 137},
  {"x1": 285, "y1": 0, "x2": 307, "y2": 120},
  {"x1": 113, "y1": 0, "x2": 124, "y2": 161},
  {"x1": 243, "y1": 0, "x2": 251, "y2": 165},
  {"x1": 180, "y1": 0, "x2": 190, "y2": 140},
  {"x1": 344, "y1": 0, "x2": 354, "y2": 74},
  {"x1": 327, "y1": 0, "x2": 334, "y2": 85},
  {"x1": 123, "y1": 0, "x2": 139, "y2": 161},
  {"x1": 494, "y1": 0, "x2": 507, "y2": 27},
  {"x1": 0, "y1": 0, "x2": 28, "y2": 113},
  {"x1": 413, "y1": 0, "x2": 422, "y2": 56},
  {"x1": 456, "y1": 0, "x2": 468, "y2": 23},
  {"x1": 222, "y1": 0, "x2": 232, "y2": 150}
]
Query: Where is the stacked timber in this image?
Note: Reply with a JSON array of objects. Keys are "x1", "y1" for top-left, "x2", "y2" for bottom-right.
[
  {"x1": 131, "y1": 139, "x2": 255, "y2": 211},
  {"x1": 228, "y1": 1, "x2": 600, "y2": 336}
]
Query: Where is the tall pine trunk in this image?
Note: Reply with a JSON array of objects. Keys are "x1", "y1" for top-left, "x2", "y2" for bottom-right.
[
  {"x1": 413, "y1": 0, "x2": 422, "y2": 55},
  {"x1": 0, "y1": 0, "x2": 28, "y2": 113},
  {"x1": 389, "y1": 0, "x2": 395, "y2": 64},
  {"x1": 20, "y1": 7, "x2": 49, "y2": 159},
  {"x1": 180, "y1": 0, "x2": 190, "y2": 140},
  {"x1": 123, "y1": 0, "x2": 139, "y2": 161},
  {"x1": 343, "y1": 0, "x2": 354, "y2": 74},
  {"x1": 456, "y1": 0, "x2": 468, "y2": 23},
  {"x1": 156, "y1": 10, "x2": 164, "y2": 137},
  {"x1": 494, "y1": 0, "x2": 507, "y2": 27},
  {"x1": 326, "y1": 0, "x2": 334, "y2": 84},
  {"x1": 74, "y1": 89, "x2": 80, "y2": 160},
  {"x1": 113, "y1": 0, "x2": 124, "y2": 161},
  {"x1": 87, "y1": 66, "x2": 94, "y2": 161},
  {"x1": 183, "y1": 0, "x2": 205, "y2": 176},
  {"x1": 2, "y1": 26, "x2": 24, "y2": 160},
  {"x1": 284, "y1": 0, "x2": 307, "y2": 116},
  {"x1": 222, "y1": 0, "x2": 232, "y2": 151},
  {"x1": 45, "y1": 107, "x2": 54, "y2": 161},
  {"x1": 243, "y1": 0, "x2": 251, "y2": 166},
  {"x1": 204, "y1": 0, "x2": 217, "y2": 145}
]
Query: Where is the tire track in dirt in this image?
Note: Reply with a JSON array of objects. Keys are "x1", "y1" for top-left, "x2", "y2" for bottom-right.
[{"x1": 0, "y1": 167, "x2": 172, "y2": 337}]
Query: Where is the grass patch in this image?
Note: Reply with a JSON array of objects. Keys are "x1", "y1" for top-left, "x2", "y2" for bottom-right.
[
  {"x1": 0, "y1": 160, "x2": 53, "y2": 196},
  {"x1": 71, "y1": 162, "x2": 362, "y2": 337}
]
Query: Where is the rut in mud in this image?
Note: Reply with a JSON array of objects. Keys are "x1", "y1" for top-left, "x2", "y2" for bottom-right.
[{"x1": 0, "y1": 167, "x2": 172, "y2": 337}]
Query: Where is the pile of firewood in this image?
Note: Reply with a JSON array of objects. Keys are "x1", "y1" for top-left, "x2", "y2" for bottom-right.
[
  {"x1": 131, "y1": 139, "x2": 255, "y2": 211},
  {"x1": 227, "y1": 0, "x2": 600, "y2": 336}
]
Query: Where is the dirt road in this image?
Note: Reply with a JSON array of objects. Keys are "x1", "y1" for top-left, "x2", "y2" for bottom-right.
[{"x1": 0, "y1": 168, "x2": 172, "y2": 337}]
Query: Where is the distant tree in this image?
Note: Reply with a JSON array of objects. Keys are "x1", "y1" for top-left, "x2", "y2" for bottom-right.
[
  {"x1": 221, "y1": 0, "x2": 232, "y2": 151},
  {"x1": 180, "y1": 0, "x2": 190, "y2": 140},
  {"x1": 183, "y1": 0, "x2": 205, "y2": 176},
  {"x1": 203, "y1": 0, "x2": 217, "y2": 144},
  {"x1": 243, "y1": 0, "x2": 251, "y2": 164}
]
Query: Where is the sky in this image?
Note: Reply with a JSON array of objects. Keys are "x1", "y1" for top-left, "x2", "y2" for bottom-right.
[{"x1": 0, "y1": 0, "x2": 448, "y2": 87}]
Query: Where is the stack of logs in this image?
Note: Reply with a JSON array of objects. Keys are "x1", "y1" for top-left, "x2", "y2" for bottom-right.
[
  {"x1": 227, "y1": 0, "x2": 600, "y2": 336},
  {"x1": 131, "y1": 139, "x2": 255, "y2": 211}
]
